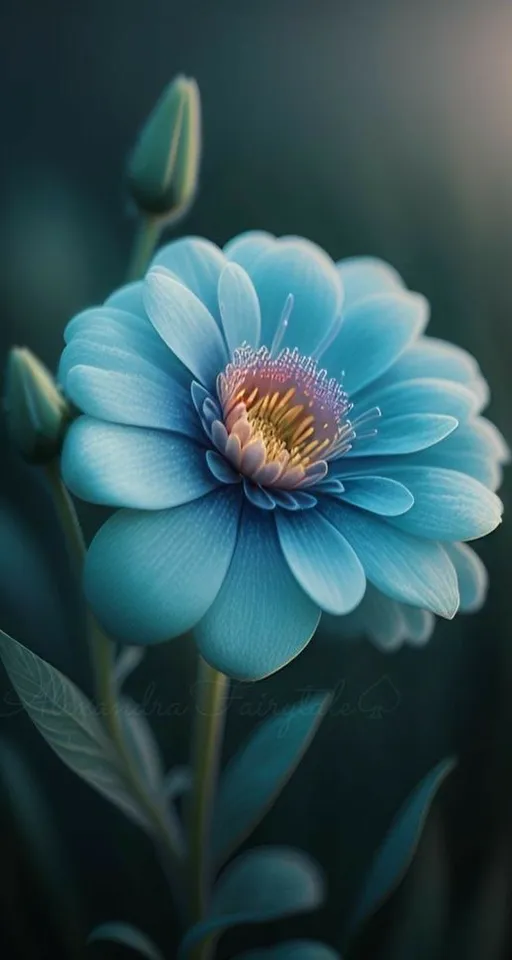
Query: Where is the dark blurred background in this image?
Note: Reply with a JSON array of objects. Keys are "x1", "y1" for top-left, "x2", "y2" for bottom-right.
[{"x1": 0, "y1": 1, "x2": 511, "y2": 957}]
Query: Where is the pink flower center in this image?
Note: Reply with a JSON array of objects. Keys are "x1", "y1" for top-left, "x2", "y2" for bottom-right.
[{"x1": 216, "y1": 345, "x2": 355, "y2": 489}]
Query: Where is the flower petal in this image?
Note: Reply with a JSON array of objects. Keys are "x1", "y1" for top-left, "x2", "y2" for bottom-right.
[
  {"x1": 352, "y1": 378, "x2": 479, "y2": 423},
  {"x1": 143, "y1": 268, "x2": 228, "y2": 387},
  {"x1": 344, "y1": 414, "x2": 458, "y2": 458},
  {"x1": 218, "y1": 263, "x2": 261, "y2": 354},
  {"x1": 275, "y1": 509, "x2": 366, "y2": 615},
  {"x1": 151, "y1": 237, "x2": 227, "y2": 325},
  {"x1": 444, "y1": 543, "x2": 488, "y2": 612},
  {"x1": 84, "y1": 489, "x2": 242, "y2": 645},
  {"x1": 336, "y1": 256, "x2": 404, "y2": 310},
  {"x1": 224, "y1": 231, "x2": 276, "y2": 271},
  {"x1": 364, "y1": 336, "x2": 481, "y2": 392},
  {"x1": 65, "y1": 365, "x2": 201, "y2": 439},
  {"x1": 195, "y1": 508, "x2": 320, "y2": 680},
  {"x1": 247, "y1": 239, "x2": 343, "y2": 356},
  {"x1": 63, "y1": 307, "x2": 190, "y2": 386},
  {"x1": 318, "y1": 584, "x2": 408, "y2": 651},
  {"x1": 336, "y1": 476, "x2": 414, "y2": 516},
  {"x1": 324, "y1": 292, "x2": 428, "y2": 394},
  {"x1": 319, "y1": 498, "x2": 459, "y2": 618},
  {"x1": 105, "y1": 281, "x2": 145, "y2": 316},
  {"x1": 62, "y1": 417, "x2": 216, "y2": 508},
  {"x1": 400, "y1": 606, "x2": 435, "y2": 646},
  {"x1": 384, "y1": 467, "x2": 503, "y2": 540}
]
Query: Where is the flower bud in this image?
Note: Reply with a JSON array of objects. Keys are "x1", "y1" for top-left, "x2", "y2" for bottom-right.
[
  {"x1": 4, "y1": 347, "x2": 71, "y2": 464},
  {"x1": 127, "y1": 75, "x2": 201, "y2": 220}
]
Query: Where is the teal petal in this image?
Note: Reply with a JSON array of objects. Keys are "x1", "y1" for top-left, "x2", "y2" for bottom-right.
[
  {"x1": 344, "y1": 414, "x2": 458, "y2": 458},
  {"x1": 65, "y1": 364, "x2": 200, "y2": 439},
  {"x1": 194, "y1": 508, "x2": 320, "y2": 680},
  {"x1": 105, "y1": 281, "x2": 145, "y2": 316},
  {"x1": 151, "y1": 237, "x2": 227, "y2": 325},
  {"x1": 212, "y1": 693, "x2": 331, "y2": 869},
  {"x1": 352, "y1": 377, "x2": 479, "y2": 423},
  {"x1": 84, "y1": 489, "x2": 242, "y2": 645},
  {"x1": 364, "y1": 336, "x2": 481, "y2": 393},
  {"x1": 62, "y1": 417, "x2": 216, "y2": 509},
  {"x1": 236, "y1": 942, "x2": 340, "y2": 960},
  {"x1": 324, "y1": 292, "x2": 428, "y2": 394},
  {"x1": 319, "y1": 586, "x2": 408, "y2": 652},
  {"x1": 275, "y1": 509, "x2": 366, "y2": 615},
  {"x1": 400, "y1": 605, "x2": 435, "y2": 646},
  {"x1": 336, "y1": 256, "x2": 404, "y2": 310},
  {"x1": 336, "y1": 476, "x2": 414, "y2": 516},
  {"x1": 143, "y1": 267, "x2": 227, "y2": 387},
  {"x1": 218, "y1": 263, "x2": 261, "y2": 353},
  {"x1": 179, "y1": 847, "x2": 325, "y2": 960},
  {"x1": 247, "y1": 239, "x2": 343, "y2": 357},
  {"x1": 319, "y1": 499, "x2": 459, "y2": 618},
  {"x1": 63, "y1": 306, "x2": 189, "y2": 386},
  {"x1": 444, "y1": 543, "x2": 488, "y2": 612},
  {"x1": 224, "y1": 231, "x2": 276, "y2": 271},
  {"x1": 88, "y1": 923, "x2": 164, "y2": 960},
  {"x1": 384, "y1": 467, "x2": 503, "y2": 541}
]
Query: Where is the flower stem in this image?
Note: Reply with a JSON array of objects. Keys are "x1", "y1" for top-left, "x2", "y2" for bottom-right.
[
  {"x1": 127, "y1": 216, "x2": 161, "y2": 281},
  {"x1": 187, "y1": 657, "x2": 229, "y2": 948},
  {"x1": 44, "y1": 461, "x2": 184, "y2": 901}
]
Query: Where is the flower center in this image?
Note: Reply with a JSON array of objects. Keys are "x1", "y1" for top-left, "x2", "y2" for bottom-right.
[{"x1": 216, "y1": 345, "x2": 354, "y2": 489}]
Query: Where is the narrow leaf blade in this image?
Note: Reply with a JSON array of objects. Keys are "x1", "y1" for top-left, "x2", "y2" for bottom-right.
[
  {"x1": 213, "y1": 693, "x2": 331, "y2": 868},
  {"x1": 349, "y1": 757, "x2": 456, "y2": 931},
  {"x1": 0, "y1": 629, "x2": 150, "y2": 831}
]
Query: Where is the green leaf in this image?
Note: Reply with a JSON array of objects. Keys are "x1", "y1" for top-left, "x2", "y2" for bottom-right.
[
  {"x1": 349, "y1": 757, "x2": 456, "y2": 931},
  {"x1": 0, "y1": 629, "x2": 151, "y2": 830},
  {"x1": 119, "y1": 696, "x2": 165, "y2": 795},
  {"x1": 179, "y1": 846, "x2": 325, "y2": 959},
  {"x1": 212, "y1": 693, "x2": 331, "y2": 869},
  {"x1": 235, "y1": 941, "x2": 340, "y2": 960},
  {"x1": 88, "y1": 922, "x2": 164, "y2": 959}
]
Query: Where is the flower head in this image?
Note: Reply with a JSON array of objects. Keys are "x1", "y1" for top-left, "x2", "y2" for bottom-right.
[{"x1": 59, "y1": 233, "x2": 507, "y2": 679}]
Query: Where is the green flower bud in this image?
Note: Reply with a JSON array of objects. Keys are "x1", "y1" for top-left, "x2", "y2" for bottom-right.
[
  {"x1": 4, "y1": 347, "x2": 71, "y2": 464},
  {"x1": 127, "y1": 75, "x2": 201, "y2": 219}
]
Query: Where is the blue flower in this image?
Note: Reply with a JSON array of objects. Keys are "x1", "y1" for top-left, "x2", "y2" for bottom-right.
[{"x1": 59, "y1": 233, "x2": 507, "y2": 679}]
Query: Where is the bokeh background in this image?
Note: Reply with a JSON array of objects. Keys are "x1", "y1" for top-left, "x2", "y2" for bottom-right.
[{"x1": 0, "y1": 1, "x2": 511, "y2": 957}]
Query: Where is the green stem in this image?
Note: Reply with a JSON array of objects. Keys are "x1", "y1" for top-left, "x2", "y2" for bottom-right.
[
  {"x1": 44, "y1": 461, "x2": 184, "y2": 898},
  {"x1": 126, "y1": 216, "x2": 162, "y2": 281},
  {"x1": 187, "y1": 657, "x2": 229, "y2": 947}
]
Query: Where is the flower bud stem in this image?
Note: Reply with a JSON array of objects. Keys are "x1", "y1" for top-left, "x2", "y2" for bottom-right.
[
  {"x1": 127, "y1": 216, "x2": 162, "y2": 282},
  {"x1": 44, "y1": 460, "x2": 185, "y2": 909},
  {"x1": 187, "y1": 658, "x2": 229, "y2": 958}
]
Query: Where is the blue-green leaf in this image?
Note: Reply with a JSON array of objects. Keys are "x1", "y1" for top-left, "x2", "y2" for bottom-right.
[
  {"x1": 88, "y1": 922, "x2": 164, "y2": 959},
  {"x1": 235, "y1": 941, "x2": 340, "y2": 960},
  {"x1": 179, "y1": 847, "x2": 325, "y2": 959},
  {"x1": 212, "y1": 693, "x2": 331, "y2": 868},
  {"x1": 0, "y1": 629, "x2": 151, "y2": 830},
  {"x1": 119, "y1": 696, "x2": 165, "y2": 795},
  {"x1": 349, "y1": 757, "x2": 456, "y2": 931}
]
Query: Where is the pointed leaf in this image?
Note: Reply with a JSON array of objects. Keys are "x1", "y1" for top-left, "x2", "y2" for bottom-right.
[
  {"x1": 213, "y1": 693, "x2": 331, "y2": 868},
  {"x1": 119, "y1": 696, "x2": 165, "y2": 795},
  {"x1": 0, "y1": 629, "x2": 151, "y2": 831},
  {"x1": 88, "y1": 922, "x2": 165, "y2": 960},
  {"x1": 179, "y1": 847, "x2": 325, "y2": 958},
  {"x1": 349, "y1": 757, "x2": 456, "y2": 931}
]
